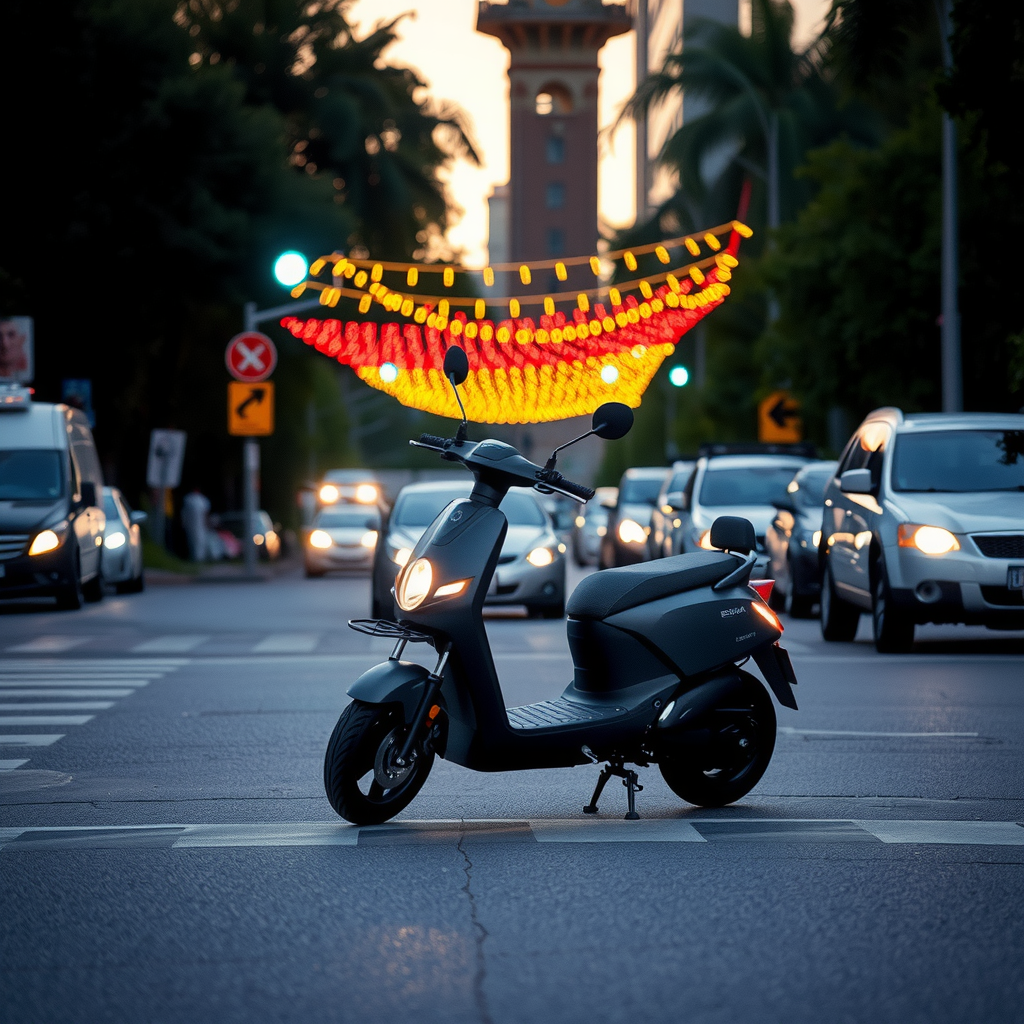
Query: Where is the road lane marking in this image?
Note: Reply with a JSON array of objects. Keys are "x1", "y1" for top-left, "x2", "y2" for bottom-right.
[
  {"x1": 0, "y1": 760, "x2": 28, "y2": 771},
  {"x1": 0, "y1": 689, "x2": 136, "y2": 698},
  {"x1": 131, "y1": 636, "x2": 209, "y2": 653},
  {"x1": 0, "y1": 702, "x2": 115, "y2": 711},
  {"x1": 0, "y1": 735, "x2": 64, "y2": 747},
  {"x1": 0, "y1": 660, "x2": 187, "y2": 669},
  {"x1": 4, "y1": 637, "x2": 90, "y2": 653},
  {"x1": 252, "y1": 633, "x2": 322, "y2": 653},
  {"x1": 856, "y1": 821, "x2": 1024, "y2": 845},
  {"x1": 1, "y1": 820, "x2": 1021, "y2": 851},
  {"x1": 0, "y1": 715, "x2": 94, "y2": 726},
  {"x1": 779, "y1": 727, "x2": 980, "y2": 738},
  {"x1": 0, "y1": 678, "x2": 153, "y2": 686}
]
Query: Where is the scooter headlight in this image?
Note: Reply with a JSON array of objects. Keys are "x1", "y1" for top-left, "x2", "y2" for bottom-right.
[{"x1": 397, "y1": 558, "x2": 433, "y2": 611}]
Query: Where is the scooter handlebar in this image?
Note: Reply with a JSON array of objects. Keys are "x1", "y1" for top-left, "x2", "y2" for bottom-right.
[
  {"x1": 541, "y1": 471, "x2": 595, "y2": 502},
  {"x1": 416, "y1": 433, "x2": 450, "y2": 449}
]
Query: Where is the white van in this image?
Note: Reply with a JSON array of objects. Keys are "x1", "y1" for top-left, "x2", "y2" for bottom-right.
[{"x1": 0, "y1": 384, "x2": 106, "y2": 608}]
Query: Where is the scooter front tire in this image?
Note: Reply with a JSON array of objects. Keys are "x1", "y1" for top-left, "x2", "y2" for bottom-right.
[
  {"x1": 324, "y1": 699, "x2": 434, "y2": 825},
  {"x1": 658, "y1": 676, "x2": 776, "y2": 808}
]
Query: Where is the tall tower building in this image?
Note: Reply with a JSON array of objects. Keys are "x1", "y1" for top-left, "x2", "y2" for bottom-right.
[{"x1": 478, "y1": 0, "x2": 630, "y2": 279}]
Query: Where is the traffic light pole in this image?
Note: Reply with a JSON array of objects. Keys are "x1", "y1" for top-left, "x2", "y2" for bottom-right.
[{"x1": 239, "y1": 297, "x2": 322, "y2": 577}]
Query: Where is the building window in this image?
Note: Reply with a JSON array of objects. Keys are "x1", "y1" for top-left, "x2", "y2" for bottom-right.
[
  {"x1": 545, "y1": 182, "x2": 565, "y2": 210},
  {"x1": 546, "y1": 137, "x2": 564, "y2": 164},
  {"x1": 547, "y1": 228, "x2": 565, "y2": 255},
  {"x1": 535, "y1": 82, "x2": 573, "y2": 116}
]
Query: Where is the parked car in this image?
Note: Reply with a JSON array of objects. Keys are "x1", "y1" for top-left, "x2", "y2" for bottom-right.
[
  {"x1": 101, "y1": 486, "x2": 146, "y2": 593},
  {"x1": 599, "y1": 467, "x2": 669, "y2": 568},
  {"x1": 648, "y1": 460, "x2": 695, "y2": 560},
  {"x1": 571, "y1": 486, "x2": 616, "y2": 566},
  {"x1": 764, "y1": 461, "x2": 837, "y2": 616},
  {"x1": 539, "y1": 493, "x2": 578, "y2": 552},
  {"x1": 820, "y1": 408, "x2": 1024, "y2": 652},
  {"x1": 305, "y1": 505, "x2": 381, "y2": 577},
  {"x1": 214, "y1": 510, "x2": 281, "y2": 561},
  {"x1": 0, "y1": 385, "x2": 106, "y2": 609},
  {"x1": 671, "y1": 451, "x2": 812, "y2": 574},
  {"x1": 372, "y1": 481, "x2": 566, "y2": 618}
]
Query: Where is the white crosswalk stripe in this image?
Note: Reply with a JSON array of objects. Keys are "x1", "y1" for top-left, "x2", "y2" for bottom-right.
[
  {"x1": 252, "y1": 633, "x2": 322, "y2": 653},
  {"x1": 131, "y1": 636, "x2": 209, "y2": 653},
  {"x1": 0, "y1": 819, "x2": 1021, "y2": 851},
  {"x1": 4, "y1": 636, "x2": 90, "y2": 653},
  {"x1": 0, "y1": 659, "x2": 186, "y2": 770}
]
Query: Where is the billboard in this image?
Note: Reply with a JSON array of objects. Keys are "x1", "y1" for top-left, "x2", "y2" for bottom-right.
[{"x1": 0, "y1": 317, "x2": 34, "y2": 383}]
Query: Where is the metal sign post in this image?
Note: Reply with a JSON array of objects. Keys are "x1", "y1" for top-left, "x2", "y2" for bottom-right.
[{"x1": 243, "y1": 440, "x2": 260, "y2": 579}]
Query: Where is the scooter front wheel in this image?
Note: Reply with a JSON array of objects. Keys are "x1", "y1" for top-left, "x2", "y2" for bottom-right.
[
  {"x1": 324, "y1": 700, "x2": 434, "y2": 825},
  {"x1": 658, "y1": 676, "x2": 776, "y2": 808}
]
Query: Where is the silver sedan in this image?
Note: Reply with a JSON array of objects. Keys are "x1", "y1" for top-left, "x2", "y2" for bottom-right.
[{"x1": 101, "y1": 487, "x2": 146, "y2": 593}]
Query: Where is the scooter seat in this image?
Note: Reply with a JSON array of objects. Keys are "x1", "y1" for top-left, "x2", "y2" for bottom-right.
[{"x1": 566, "y1": 552, "x2": 738, "y2": 620}]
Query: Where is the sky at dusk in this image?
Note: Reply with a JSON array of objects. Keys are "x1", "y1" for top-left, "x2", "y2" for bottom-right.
[{"x1": 345, "y1": 0, "x2": 831, "y2": 266}]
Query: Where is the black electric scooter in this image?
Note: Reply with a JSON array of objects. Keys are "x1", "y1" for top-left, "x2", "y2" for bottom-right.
[{"x1": 324, "y1": 348, "x2": 798, "y2": 825}]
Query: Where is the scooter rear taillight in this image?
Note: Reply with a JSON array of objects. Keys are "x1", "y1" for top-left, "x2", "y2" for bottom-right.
[{"x1": 749, "y1": 579, "x2": 774, "y2": 604}]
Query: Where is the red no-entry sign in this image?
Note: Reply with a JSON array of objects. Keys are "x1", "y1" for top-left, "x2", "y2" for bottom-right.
[{"x1": 225, "y1": 332, "x2": 277, "y2": 383}]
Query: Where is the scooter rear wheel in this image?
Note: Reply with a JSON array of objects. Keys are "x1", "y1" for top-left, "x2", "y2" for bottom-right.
[
  {"x1": 324, "y1": 699, "x2": 434, "y2": 825},
  {"x1": 658, "y1": 676, "x2": 776, "y2": 807}
]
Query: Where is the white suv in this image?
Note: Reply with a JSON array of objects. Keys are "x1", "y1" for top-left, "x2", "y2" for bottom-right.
[{"x1": 820, "y1": 408, "x2": 1024, "y2": 651}]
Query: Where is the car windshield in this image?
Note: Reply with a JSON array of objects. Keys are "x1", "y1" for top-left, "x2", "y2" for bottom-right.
[
  {"x1": 0, "y1": 450, "x2": 64, "y2": 501},
  {"x1": 792, "y1": 470, "x2": 832, "y2": 508},
  {"x1": 620, "y1": 475, "x2": 664, "y2": 505},
  {"x1": 393, "y1": 489, "x2": 546, "y2": 528},
  {"x1": 317, "y1": 508, "x2": 380, "y2": 529},
  {"x1": 699, "y1": 465, "x2": 805, "y2": 507},
  {"x1": 892, "y1": 430, "x2": 1024, "y2": 492}
]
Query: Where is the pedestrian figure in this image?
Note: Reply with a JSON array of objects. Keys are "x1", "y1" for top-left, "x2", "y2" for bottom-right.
[{"x1": 182, "y1": 489, "x2": 211, "y2": 562}]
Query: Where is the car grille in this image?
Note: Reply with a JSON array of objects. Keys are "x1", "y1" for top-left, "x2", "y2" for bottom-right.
[
  {"x1": 0, "y1": 534, "x2": 30, "y2": 561},
  {"x1": 972, "y1": 534, "x2": 1024, "y2": 559}
]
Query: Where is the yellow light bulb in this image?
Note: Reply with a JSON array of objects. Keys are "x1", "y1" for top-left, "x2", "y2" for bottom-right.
[
  {"x1": 483, "y1": 267, "x2": 495, "y2": 287},
  {"x1": 684, "y1": 238, "x2": 700, "y2": 256},
  {"x1": 358, "y1": 294, "x2": 372, "y2": 313},
  {"x1": 438, "y1": 299, "x2": 449, "y2": 318},
  {"x1": 401, "y1": 298, "x2": 414, "y2": 317},
  {"x1": 703, "y1": 233, "x2": 721, "y2": 251},
  {"x1": 609, "y1": 287, "x2": 621, "y2": 306},
  {"x1": 544, "y1": 296, "x2": 555, "y2": 316},
  {"x1": 655, "y1": 246, "x2": 670, "y2": 264},
  {"x1": 639, "y1": 280, "x2": 652, "y2": 299},
  {"x1": 371, "y1": 264, "x2": 383, "y2": 281},
  {"x1": 475, "y1": 299, "x2": 485, "y2": 319},
  {"x1": 509, "y1": 298, "x2": 520, "y2": 318},
  {"x1": 406, "y1": 267, "x2": 418, "y2": 286},
  {"x1": 689, "y1": 267, "x2": 705, "y2": 285},
  {"x1": 443, "y1": 267, "x2": 454, "y2": 287},
  {"x1": 589, "y1": 256, "x2": 601, "y2": 275},
  {"x1": 519, "y1": 265, "x2": 531, "y2": 285},
  {"x1": 555, "y1": 262, "x2": 567, "y2": 281},
  {"x1": 624, "y1": 251, "x2": 637, "y2": 271},
  {"x1": 354, "y1": 271, "x2": 367, "y2": 288},
  {"x1": 577, "y1": 293, "x2": 590, "y2": 312}
]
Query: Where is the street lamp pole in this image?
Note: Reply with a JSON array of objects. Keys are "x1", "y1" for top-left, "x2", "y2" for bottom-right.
[{"x1": 239, "y1": 297, "x2": 322, "y2": 578}]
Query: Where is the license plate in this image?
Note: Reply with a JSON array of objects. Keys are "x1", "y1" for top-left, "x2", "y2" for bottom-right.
[{"x1": 1009, "y1": 566, "x2": 1024, "y2": 590}]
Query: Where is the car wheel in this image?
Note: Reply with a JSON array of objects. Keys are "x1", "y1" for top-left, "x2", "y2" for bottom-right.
[
  {"x1": 82, "y1": 567, "x2": 104, "y2": 603},
  {"x1": 55, "y1": 554, "x2": 84, "y2": 611},
  {"x1": 872, "y1": 555, "x2": 914, "y2": 653},
  {"x1": 820, "y1": 561, "x2": 859, "y2": 641}
]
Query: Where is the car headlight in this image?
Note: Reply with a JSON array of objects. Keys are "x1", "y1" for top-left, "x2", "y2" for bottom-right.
[
  {"x1": 812, "y1": 530, "x2": 822, "y2": 548},
  {"x1": 397, "y1": 558, "x2": 433, "y2": 611},
  {"x1": 355, "y1": 484, "x2": 378, "y2": 504},
  {"x1": 618, "y1": 518, "x2": 647, "y2": 545},
  {"x1": 360, "y1": 530, "x2": 378, "y2": 549},
  {"x1": 318, "y1": 484, "x2": 340, "y2": 504},
  {"x1": 898, "y1": 524, "x2": 960, "y2": 555},
  {"x1": 309, "y1": 529, "x2": 332, "y2": 549},
  {"x1": 527, "y1": 546, "x2": 555, "y2": 567},
  {"x1": 392, "y1": 546, "x2": 412, "y2": 567},
  {"x1": 575, "y1": 515, "x2": 586, "y2": 528},
  {"x1": 694, "y1": 528, "x2": 715, "y2": 550},
  {"x1": 104, "y1": 531, "x2": 126, "y2": 550},
  {"x1": 28, "y1": 529, "x2": 63, "y2": 556}
]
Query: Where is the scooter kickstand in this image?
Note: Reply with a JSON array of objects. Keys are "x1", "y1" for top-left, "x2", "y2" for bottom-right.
[
  {"x1": 623, "y1": 770, "x2": 643, "y2": 821},
  {"x1": 583, "y1": 766, "x2": 612, "y2": 814}
]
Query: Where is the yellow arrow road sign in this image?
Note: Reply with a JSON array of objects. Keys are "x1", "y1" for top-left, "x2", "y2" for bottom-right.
[
  {"x1": 228, "y1": 381, "x2": 274, "y2": 436},
  {"x1": 758, "y1": 390, "x2": 802, "y2": 443}
]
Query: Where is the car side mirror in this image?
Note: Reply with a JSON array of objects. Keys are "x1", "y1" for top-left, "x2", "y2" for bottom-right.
[
  {"x1": 130, "y1": 510, "x2": 148, "y2": 526},
  {"x1": 80, "y1": 482, "x2": 98, "y2": 508},
  {"x1": 663, "y1": 490, "x2": 684, "y2": 511},
  {"x1": 839, "y1": 468, "x2": 875, "y2": 495}
]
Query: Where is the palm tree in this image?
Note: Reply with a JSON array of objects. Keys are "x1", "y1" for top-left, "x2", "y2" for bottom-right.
[
  {"x1": 619, "y1": 0, "x2": 876, "y2": 237},
  {"x1": 183, "y1": 0, "x2": 481, "y2": 259}
]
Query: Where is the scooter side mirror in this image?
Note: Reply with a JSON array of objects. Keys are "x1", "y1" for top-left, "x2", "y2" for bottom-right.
[
  {"x1": 592, "y1": 402, "x2": 633, "y2": 441},
  {"x1": 443, "y1": 346, "x2": 469, "y2": 386}
]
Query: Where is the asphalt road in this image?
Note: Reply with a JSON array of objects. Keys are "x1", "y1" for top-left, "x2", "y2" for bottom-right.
[{"x1": 2, "y1": 560, "x2": 1023, "y2": 1024}]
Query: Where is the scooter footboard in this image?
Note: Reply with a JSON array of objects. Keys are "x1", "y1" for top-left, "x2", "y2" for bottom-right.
[{"x1": 347, "y1": 660, "x2": 433, "y2": 719}]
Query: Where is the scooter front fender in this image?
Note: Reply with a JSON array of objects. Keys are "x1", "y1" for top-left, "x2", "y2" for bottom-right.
[{"x1": 347, "y1": 660, "x2": 433, "y2": 720}]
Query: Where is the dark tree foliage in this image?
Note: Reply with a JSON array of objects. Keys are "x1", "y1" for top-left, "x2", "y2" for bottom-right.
[{"x1": 0, "y1": 0, "x2": 476, "y2": 530}]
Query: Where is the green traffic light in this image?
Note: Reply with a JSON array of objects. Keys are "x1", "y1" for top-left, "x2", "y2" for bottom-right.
[
  {"x1": 669, "y1": 365, "x2": 690, "y2": 387},
  {"x1": 273, "y1": 251, "x2": 309, "y2": 288}
]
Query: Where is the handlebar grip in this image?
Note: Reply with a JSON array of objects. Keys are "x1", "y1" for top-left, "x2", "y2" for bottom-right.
[
  {"x1": 417, "y1": 433, "x2": 448, "y2": 448},
  {"x1": 544, "y1": 470, "x2": 595, "y2": 501}
]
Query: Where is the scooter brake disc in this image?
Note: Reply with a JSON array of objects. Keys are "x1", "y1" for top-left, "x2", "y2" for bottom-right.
[{"x1": 373, "y1": 727, "x2": 415, "y2": 789}]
